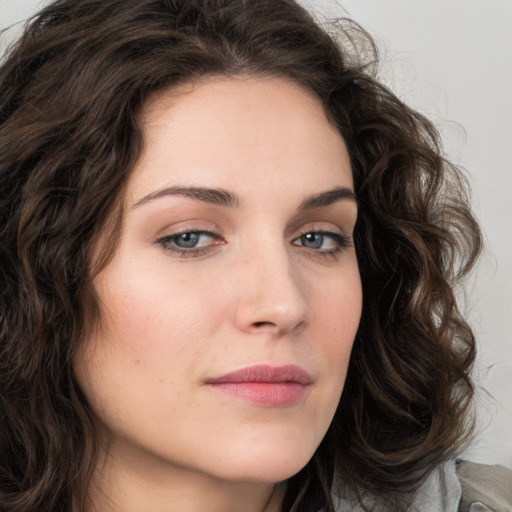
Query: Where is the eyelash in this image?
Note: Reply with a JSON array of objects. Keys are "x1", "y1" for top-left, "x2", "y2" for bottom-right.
[
  {"x1": 154, "y1": 228, "x2": 352, "y2": 259},
  {"x1": 294, "y1": 229, "x2": 352, "y2": 260}
]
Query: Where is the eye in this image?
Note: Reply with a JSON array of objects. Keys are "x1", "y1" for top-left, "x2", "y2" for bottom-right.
[
  {"x1": 292, "y1": 230, "x2": 350, "y2": 254},
  {"x1": 172, "y1": 232, "x2": 211, "y2": 248},
  {"x1": 155, "y1": 230, "x2": 223, "y2": 257}
]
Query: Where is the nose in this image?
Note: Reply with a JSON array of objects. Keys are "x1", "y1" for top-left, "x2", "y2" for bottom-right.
[{"x1": 232, "y1": 242, "x2": 311, "y2": 336}]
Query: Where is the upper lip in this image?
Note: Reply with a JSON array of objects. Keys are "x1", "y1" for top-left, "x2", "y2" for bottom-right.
[{"x1": 205, "y1": 364, "x2": 312, "y2": 385}]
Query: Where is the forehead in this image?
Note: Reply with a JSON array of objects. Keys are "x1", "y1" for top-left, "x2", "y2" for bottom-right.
[{"x1": 128, "y1": 76, "x2": 352, "y2": 205}]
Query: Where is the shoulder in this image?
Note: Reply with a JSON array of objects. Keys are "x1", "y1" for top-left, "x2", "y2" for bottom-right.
[
  {"x1": 456, "y1": 460, "x2": 512, "y2": 512},
  {"x1": 331, "y1": 459, "x2": 512, "y2": 512},
  {"x1": 407, "y1": 459, "x2": 512, "y2": 512}
]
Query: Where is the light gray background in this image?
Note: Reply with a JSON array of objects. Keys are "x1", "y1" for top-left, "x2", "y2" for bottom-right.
[{"x1": 2, "y1": 0, "x2": 511, "y2": 469}]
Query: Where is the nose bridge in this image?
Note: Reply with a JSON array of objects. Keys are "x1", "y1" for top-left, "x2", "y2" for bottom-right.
[{"x1": 233, "y1": 232, "x2": 311, "y2": 334}]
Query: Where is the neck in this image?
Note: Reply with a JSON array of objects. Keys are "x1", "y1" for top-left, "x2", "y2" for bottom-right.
[{"x1": 78, "y1": 440, "x2": 284, "y2": 512}]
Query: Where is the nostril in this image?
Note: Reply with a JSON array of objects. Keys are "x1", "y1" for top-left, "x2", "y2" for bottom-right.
[{"x1": 253, "y1": 321, "x2": 275, "y2": 328}]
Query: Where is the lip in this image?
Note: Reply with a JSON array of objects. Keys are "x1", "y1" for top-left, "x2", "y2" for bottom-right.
[{"x1": 204, "y1": 364, "x2": 312, "y2": 407}]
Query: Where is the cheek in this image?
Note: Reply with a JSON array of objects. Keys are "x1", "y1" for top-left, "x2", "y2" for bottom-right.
[
  {"x1": 74, "y1": 272, "x2": 221, "y2": 434},
  {"x1": 314, "y1": 269, "x2": 362, "y2": 378},
  {"x1": 92, "y1": 267, "x2": 226, "y2": 363},
  {"x1": 316, "y1": 267, "x2": 362, "y2": 336}
]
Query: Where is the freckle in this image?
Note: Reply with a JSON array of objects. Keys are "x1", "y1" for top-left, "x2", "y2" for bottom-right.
[{"x1": 135, "y1": 360, "x2": 140, "y2": 364}]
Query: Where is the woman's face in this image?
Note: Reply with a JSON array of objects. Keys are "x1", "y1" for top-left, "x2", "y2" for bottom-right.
[{"x1": 75, "y1": 77, "x2": 361, "y2": 489}]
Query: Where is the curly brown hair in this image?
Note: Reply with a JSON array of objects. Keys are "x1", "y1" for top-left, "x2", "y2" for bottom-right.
[{"x1": 0, "y1": 0, "x2": 482, "y2": 511}]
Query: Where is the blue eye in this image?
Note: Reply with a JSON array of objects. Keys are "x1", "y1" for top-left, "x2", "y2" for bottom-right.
[
  {"x1": 156, "y1": 228, "x2": 350, "y2": 259},
  {"x1": 173, "y1": 232, "x2": 203, "y2": 248},
  {"x1": 293, "y1": 231, "x2": 350, "y2": 254},
  {"x1": 299, "y1": 232, "x2": 325, "y2": 249},
  {"x1": 156, "y1": 230, "x2": 221, "y2": 256}
]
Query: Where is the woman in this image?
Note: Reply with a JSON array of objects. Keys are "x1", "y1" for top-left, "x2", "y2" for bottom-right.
[{"x1": 1, "y1": 0, "x2": 509, "y2": 511}]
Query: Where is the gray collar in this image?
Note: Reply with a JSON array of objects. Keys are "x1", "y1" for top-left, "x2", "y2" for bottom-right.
[{"x1": 331, "y1": 460, "x2": 461, "y2": 511}]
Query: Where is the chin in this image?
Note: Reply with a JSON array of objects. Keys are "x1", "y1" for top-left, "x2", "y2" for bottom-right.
[{"x1": 200, "y1": 433, "x2": 320, "y2": 484}]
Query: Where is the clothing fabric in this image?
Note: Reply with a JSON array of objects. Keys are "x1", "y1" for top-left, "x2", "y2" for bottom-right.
[
  {"x1": 331, "y1": 459, "x2": 512, "y2": 511},
  {"x1": 457, "y1": 460, "x2": 512, "y2": 512},
  {"x1": 410, "y1": 459, "x2": 461, "y2": 512}
]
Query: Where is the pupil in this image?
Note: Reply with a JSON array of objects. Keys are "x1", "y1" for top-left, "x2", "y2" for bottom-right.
[
  {"x1": 176, "y1": 233, "x2": 199, "y2": 248},
  {"x1": 303, "y1": 233, "x2": 323, "y2": 249}
]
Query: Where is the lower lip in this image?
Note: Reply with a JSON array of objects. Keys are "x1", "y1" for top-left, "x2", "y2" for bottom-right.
[{"x1": 207, "y1": 382, "x2": 310, "y2": 407}]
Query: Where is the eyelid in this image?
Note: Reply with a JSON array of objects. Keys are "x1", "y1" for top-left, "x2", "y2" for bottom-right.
[
  {"x1": 154, "y1": 218, "x2": 220, "y2": 238},
  {"x1": 292, "y1": 220, "x2": 351, "y2": 240}
]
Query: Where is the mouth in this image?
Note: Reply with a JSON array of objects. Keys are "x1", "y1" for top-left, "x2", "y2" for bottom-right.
[{"x1": 204, "y1": 364, "x2": 313, "y2": 407}]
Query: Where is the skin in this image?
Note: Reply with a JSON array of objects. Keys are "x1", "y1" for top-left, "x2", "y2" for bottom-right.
[{"x1": 75, "y1": 76, "x2": 362, "y2": 512}]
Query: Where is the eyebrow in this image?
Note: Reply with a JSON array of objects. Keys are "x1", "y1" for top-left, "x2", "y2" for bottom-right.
[
  {"x1": 298, "y1": 186, "x2": 357, "y2": 210},
  {"x1": 132, "y1": 186, "x2": 240, "y2": 209},
  {"x1": 131, "y1": 184, "x2": 356, "y2": 210}
]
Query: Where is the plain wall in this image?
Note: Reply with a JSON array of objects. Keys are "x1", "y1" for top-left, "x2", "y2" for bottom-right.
[{"x1": 2, "y1": 0, "x2": 511, "y2": 469}]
